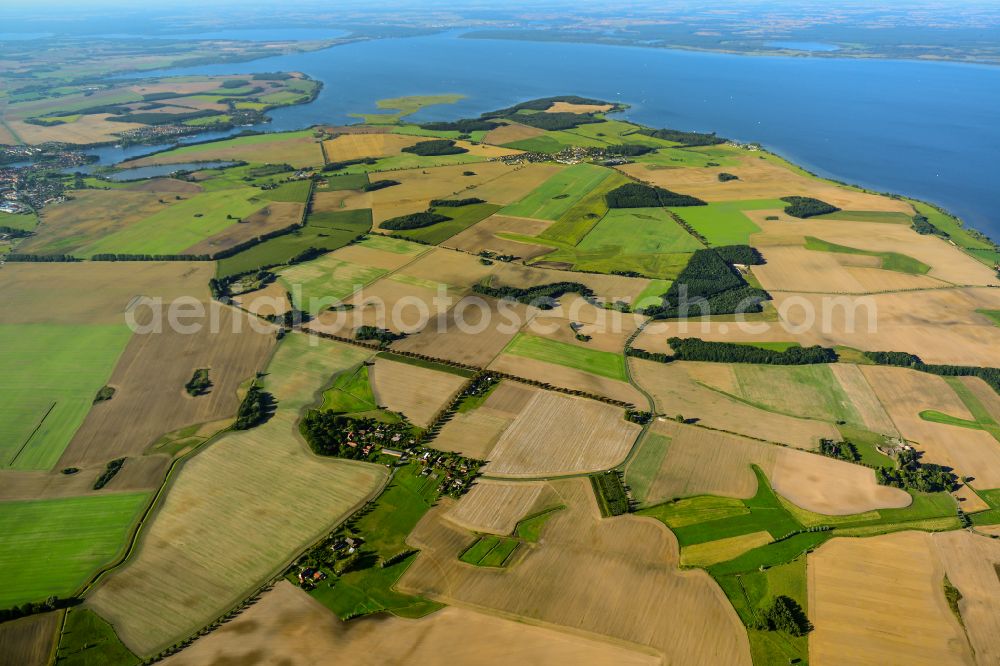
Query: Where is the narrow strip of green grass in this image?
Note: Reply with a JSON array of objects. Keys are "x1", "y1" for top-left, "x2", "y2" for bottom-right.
[{"x1": 503, "y1": 333, "x2": 627, "y2": 381}]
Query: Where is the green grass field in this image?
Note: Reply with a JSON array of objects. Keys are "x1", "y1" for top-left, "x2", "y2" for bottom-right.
[
  {"x1": 977, "y1": 309, "x2": 1000, "y2": 327},
  {"x1": 803, "y1": 236, "x2": 931, "y2": 274},
  {"x1": 0, "y1": 323, "x2": 132, "y2": 470},
  {"x1": 536, "y1": 171, "x2": 631, "y2": 245},
  {"x1": 500, "y1": 163, "x2": 611, "y2": 221},
  {"x1": 309, "y1": 553, "x2": 442, "y2": 620},
  {"x1": 79, "y1": 186, "x2": 268, "y2": 256},
  {"x1": 624, "y1": 433, "x2": 672, "y2": 504},
  {"x1": 502, "y1": 132, "x2": 607, "y2": 153},
  {"x1": 0, "y1": 211, "x2": 38, "y2": 231},
  {"x1": 514, "y1": 506, "x2": 563, "y2": 541},
  {"x1": 0, "y1": 492, "x2": 149, "y2": 606},
  {"x1": 353, "y1": 464, "x2": 440, "y2": 560},
  {"x1": 578, "y1": 207, "x2": 704, "y2": 254},
  {"x1": 217, "y1": 208, "x2": 371, "y2": 278},
  {"x1": 634, "y1": 145, "x2": 742, "y2": 168},
  {"x1": 279, "y1": 252, "x2": 388, "y2": 315},
  {"x1": 633, "y1": 279, "x2": 672, "y2": 310},
  {"x1": 459, "y1": 535, "x2": 520, "y2": 567},
  {"x1": 348, "y1": 94, "x2": 464, "y2": 124},
  {"x1": 558, "y1": 120, "x2": 679, "y2": 148},
  {"x1": 321, "y1": 364, "x2": 377, "y2": 414},
  {"x1": 503, "y1": 333, "x2": 627, "y2": 381},
  {"x1": 640, "y1": 496, "x2": 750, "y2": 529},
  {"x1": 320, "y1": 173, "x2": 370, "y2": 191},
  {"x1": 56, "y1": 608, "x2": 138, "y2": 666},
  {"x1": 505, "y1": 231, "x2": 693, "y2": 279},
  {"x1": 144, "y1": 129, "x2": 317, "y2": 161},
  {"x1": 670, "y1": 199, "x2": 785, "y2": 246},
  {"x1": 334, "y1": 151, "x2": 487, "y2": 174},
  {"x1": 391, "y1": 203, "x2": 501, "y2": 245}
]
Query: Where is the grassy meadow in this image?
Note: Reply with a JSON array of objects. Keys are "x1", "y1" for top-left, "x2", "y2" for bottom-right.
[{"x1": 503, "y1": 334, "x2": 627, "y2": 381}]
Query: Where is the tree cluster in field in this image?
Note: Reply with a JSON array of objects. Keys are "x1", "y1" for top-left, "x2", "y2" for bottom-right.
[
  {"x1": 471, "y1": 281, "x2": 594, "y2": 309},
  {"x1": 0, "y1": 226, "x2": 33, "y2": 238},
  {"x1": 300, "y1": 411, "x2": 415, "y2": 460},
  {"x1": 911, "y1": 213, "x2": 948, "y2": 237},
  {"x1": 625, "y1": 409, "x2": 653, "y2": 424},
  {"x1": 429, "y1": 197, "x2": 485, "y2": 207},
  {"x1": 185, "y1": 368, "x2": 212, "y2": 396},
  {"x1": 605, "y1": 182, "x2": 707, "y2": 208},
  {"x1": 667, "y1": 338, "x2": 839, "y2": 365},
  {"x1": 362, "y1": 179, "x2": 400, "y2": 192},
  {"x1": 863, "y1": 350, "x2": 1000, "y2": 395},
  {"x1": 642, "y1": 248, "x2": 770, "y2": 319},
  {"x1": 482, "y1": 95, "x2": 613, "y2": 117},
  {"x1": 420, "y1": 118, "x2": 502, "y2": 132},
  {"x1": 323, "y1": 157, "x2": 376, "y2": 172},
  {"x1": 233, "y1": 383, "x2": 275, "y2": 430},
  {"x1": 6, "y1": 253, "x2": 81, "y2": 262},
  {"x1": 380, "y1": 212, "x2": 451, "y2": 230},
  {"x1": 713, "y1": 245, "x2": 765, "y2": 265},
  {"x1": 93, "y1": 385, "x2": 115, "y2": 403},
  {"x1": 781, "y1": 196, "x2": 840, "y2": 218},
  {"x1": 401, "y1": 139, "x2": 468, "y2": 156},
  {"x1": 819, "y1": 438, "x2": 861, "y2": 463},
  {"x1": 876, "y1": 448, "x2": 957, "y2": 492},
  {"x1": 108, "y1": 110, "x2": 219, "y2": 125},
  {"x1": 590, "y1": 471, "x2": 631, "y2": 516},
  {"x1": 755, "y1": 596, "x2": 812, "y2": 636},
  {"x1": 508, "y1": 111, "x2": 604, "y2": 131},
  {"x1": 93, "y1": 458, "x2": 125, "y2": 490},
  {"x1": 0, "y1": 596, "x2": 78, "y2": 623},
  {"x1": 625, "y1": 347, "x2": 674, "y2": 363},
  {"x1": 253, "y1": 72, "x2": 293, "y2": 80},
  {"x1": 717, "y1": 172, "x2": 740, "y2": 182},
  {"x1": 605, "y1": 144, "x2": 654, "y2": 157},
  {"x1": 355, "y1": 325, "x2": 405, "y2": 346},
  {"x1": 221, "y1": 79, "x2": 250, "y2": 88},
  {"x1": 637, "y1": 127, "x2": 726, "y2": 146}
]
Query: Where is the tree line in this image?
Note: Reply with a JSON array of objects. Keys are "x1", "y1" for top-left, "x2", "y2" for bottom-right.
[
  {"x1": 401, "y1": 139, "x2": 468, "y2": 156},
  {"x1": 666, "y1": 338, "x2": 839, "y2": 365},
  {"x1": 430, "y1": 197, "x2": 485, "y2": 207},
  {"x1": 605, "y1": 182, "x2": 706, "y2": 208},
  {"x1": 380, "y1": 211, "x2": 451, "y2": 230},
  {"x1": 637, "y1": 127, "x2": 726, "y2": 146},
  {"x1": 863, "y1": 350, "x2": 1000, "y2": 395},
  {"x1": 471, "y1": 281, "x2": 595, "y2": 309}
]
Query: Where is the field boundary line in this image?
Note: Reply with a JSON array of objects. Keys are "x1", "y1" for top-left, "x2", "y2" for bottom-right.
[{"x1": 8, "y1": 400, "x2": 56, "y2": 467}]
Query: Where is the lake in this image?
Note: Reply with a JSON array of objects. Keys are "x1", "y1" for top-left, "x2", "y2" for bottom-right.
[{"x1": 105, "y1": 31, "x2": 1000, "y2": 239}]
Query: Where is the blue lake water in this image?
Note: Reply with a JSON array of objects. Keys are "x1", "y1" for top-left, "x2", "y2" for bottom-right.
[
  {"x1": 69, "y1": 161, "x2": 238, "y2": 180},
  {"x1": 102, "y1": 32, "x2": 1000, "y2": 239}
]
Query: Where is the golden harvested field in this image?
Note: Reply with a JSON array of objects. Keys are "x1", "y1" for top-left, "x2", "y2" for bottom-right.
[
  {"x1": 484, "y1": 390, "x2": 640, "y2": 477},
  {"x1": 332, "y1": 240, "x2": 428, "y2": 271},
  {"x1": 124, "y1": 133, "x2": 323, "y2": 169},
  {"x1": 769, "y1": 288, "x2": 1000, "y2": 366},
  {"x1": 322, "y1": 133, "x2": 421, "y2": 161},
  {"x1": 445, "y1": 480, "x2": 560, "y2": 535},
  {"x1": 483, "y1": 121, "x2": 546, "y2": 145},
  {"x1": 59, "y1": 305, "x2": 276, "y2": 467},
  {"x1": 183, "y1": 202, "x2": 304, "y2": 255},
  {"x1": 631, "y1": 359, "x2": 839, "y2": 449},
  {"x1": 162, "y1": 581, "x2": 659, "y2": 666},
  {"x1": 400, "y1": 478, "x2": 752, "y2": 665},
  {"x1": 312, "y1": 188, "x2": 370, "y2": 213},
  {"x1": 489, "y1": 354, "x2": 646, "y2": 405},
  {"x1": 621, "y1": 155, "x2": 913, "y2": 211},
  {"x1": 545, "y1": 101, "x2": 614, "y2": 113},
  {"x1": 0, "y1": 454, "x2": 171, "y2": 501},
  {"x1": 19, "y1": 189, "x2": 182, "y2": 256},
  {"x1": 392, "y1": 296, "x2": 529, "y2": 366},
  {"x1": 446, "y1": 213, "x2": 557, "y2": 260},
  {"x1": 642, "y1": 421, "x2": 910, "y2": 513},
  {"x1": 861, "y1": 365, "x2": 1000, "y2": 487},
  {"x1": 461, "y1": 163, "x2": 565, "y2": 205},
  {"x1": 86, "y1": 334, "x2": 387, "y2": 657},
  {"x1": 8, "y1": 114, "x2": 146, "y2": 145},
  {"x1": 0, "y1": 611, "x2": 59, "y2": 666},
  {"x1": 680, "y1": 531, "x2": 773, "y2": 567},
  {"x1": 307, "y1": 278, "x2": 442, "y2": 337},
  {"x1": 751, "y1": 217, "x2": 997, "y2": 286},
  {"x1": 490, "y1": 262, "x2": 654, "y2": 303},
  {"x1": 0, "y1": 262, "x2": 214, "y2": 326},
  {"x1": 753, "y1": 244, "x2": 946, "y2": 293},
  {"x1": 369, "y1": 357, "x2": 467, "y2": 427},
  {"x1": 527, "y1": 305, "x2": 642, "y2": 353},
  {"x1": 231, "y1": 281, "x2": 291, "y2": 318},
  {"x1": 394, "y1": 246, "x2": 492, "y2": 288},
  {"x1": 959, "y1": 375, "x2": 1000, "y2": 422},
  {"x1": 809, "y1": 532, "x2": 974, "y2": 666},
  {"x1": 361, "y1": 162, "x2": 520, "y2": 225},
  {"x1": 828, "y1": 363, "x2": 899, "y2": 435},
  {"x1": 428, "y1": 381, "x2": 531, "y2": 458},
  {"x1": 932, "y1": 531, "x2": 1000, "y2": 664}
]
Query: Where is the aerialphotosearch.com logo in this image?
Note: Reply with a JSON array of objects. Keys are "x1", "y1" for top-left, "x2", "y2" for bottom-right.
[{"x1": 124, "y1": 284, "x2": 880, "y2": 340}]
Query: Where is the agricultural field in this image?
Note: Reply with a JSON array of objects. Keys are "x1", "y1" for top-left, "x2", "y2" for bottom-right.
[
  {"x1": 123, "y1": 130, "x2": 324, "y2": 169},
  {"x1": 160, "y1": 581, "x2": 658, "y2": 666},
  {"x1": 0, "y1": 492, "x2": 150, "y2": 607},
  {"x1": 399, "y1": 478, "x2": 752, "y2": 665},
  {"x1": 86, "y1": 334, "x2": 387, "y2": 657},
  {"x1": 8, "y1": 91, "x2": 1000, "y2": 665}
]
